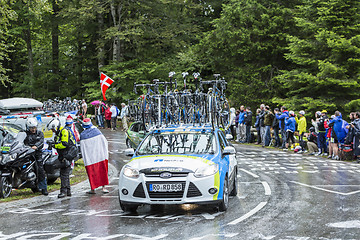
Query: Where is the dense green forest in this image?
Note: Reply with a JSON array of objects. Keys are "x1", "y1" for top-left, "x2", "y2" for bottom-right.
[{"x1": 1, "y1": 0, "x2": 360, "y2": 118}]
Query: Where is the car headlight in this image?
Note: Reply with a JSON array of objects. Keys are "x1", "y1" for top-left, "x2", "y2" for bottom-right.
[
  {"x1": 194, "y1": 163, "x2": 219, "y2": 178},
  {"x1": 123, "y1": 165, "x2": 139, "y2": 178}
]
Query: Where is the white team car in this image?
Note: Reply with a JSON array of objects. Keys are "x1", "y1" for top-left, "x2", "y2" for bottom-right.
[{"x1": 118, "y1": 124, "x2": 237, "y2": 212}]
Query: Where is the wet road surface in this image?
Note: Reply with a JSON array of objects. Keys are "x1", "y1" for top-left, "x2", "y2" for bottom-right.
[{"x1": 0, "y1": 129, "x2": 360, "y2": 239}]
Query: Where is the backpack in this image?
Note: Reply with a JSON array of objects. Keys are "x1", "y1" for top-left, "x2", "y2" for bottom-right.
[{"x1": 318, "y1": 117, "x2": 326, "y2": 131}]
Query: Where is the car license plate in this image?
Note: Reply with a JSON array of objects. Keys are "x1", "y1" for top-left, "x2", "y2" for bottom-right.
[{"x1": 149, "y1": 183, "x2": 183, "y2": 192}]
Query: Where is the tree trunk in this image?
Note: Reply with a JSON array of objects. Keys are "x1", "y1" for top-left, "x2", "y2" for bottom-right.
[
  {"x1": 110, "y1": 0, "x2": 122, "y2": 62},
  {"x1": 97, "y1": 12, "x2": 105, "y2": 70},
  {"x1": 23, "y1": 25, "x2": 34, "y2": 97},
  {"x1": 51, "y1": 0, "x2": 60, "y2": 91}
]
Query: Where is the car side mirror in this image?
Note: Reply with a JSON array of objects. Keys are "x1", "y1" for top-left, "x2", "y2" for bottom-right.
[
  {"x1": 125, "y1": 148, "x2": 135, "y2": 156},
  {"x1": 225, "y1": 134, "x2": 233, "y2": 140},
  {"x1": 223, "y1": 146, "x2": 236, "y2": 156}
]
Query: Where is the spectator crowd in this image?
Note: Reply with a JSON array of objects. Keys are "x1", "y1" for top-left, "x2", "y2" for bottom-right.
[{"x1": 230, "y1": 104, "x2": 360, "y2": 163}]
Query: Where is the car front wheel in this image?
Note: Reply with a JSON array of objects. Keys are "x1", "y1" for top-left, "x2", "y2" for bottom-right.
[
  {"x1": 126, "y1": 138, "x2": 132, "y2": 148},
  {"x1": 218, "y1": 176, "x2": 229, "y2": 211}
]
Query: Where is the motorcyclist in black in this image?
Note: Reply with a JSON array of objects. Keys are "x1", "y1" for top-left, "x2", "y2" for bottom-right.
[{"x1": 24, "y1": 117, "x2": 48, "y2": 195}]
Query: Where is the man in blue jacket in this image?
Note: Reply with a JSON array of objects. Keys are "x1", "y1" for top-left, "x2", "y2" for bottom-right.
[
  {"x1": 275, "y1": 106, "x2": 289, "y2": 149},
  {"x1": 237, "y1": 106, "x2": 246, "y2": 143},
  {"x1": 285, "y1": 111, "x2": 296, "y2": 150},
  {"x1": 329, "y1": 111, "x2": 348, "y2": 144}
]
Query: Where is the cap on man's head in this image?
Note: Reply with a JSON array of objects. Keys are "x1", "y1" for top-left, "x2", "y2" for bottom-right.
[
  {"x1": 299, "y1": 110, "x2": 305, "y2": 115},
  {"x1": 82, "y1": 118, "x2": 92, "y2": 128},
  {"x1": 321, "y1": 110, "x2": 327, "y2": 113}
]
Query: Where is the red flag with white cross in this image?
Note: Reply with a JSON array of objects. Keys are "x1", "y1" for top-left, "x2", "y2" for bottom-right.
[{"x1": 100, "y1": 72, "x2": 114, "y2": 101}]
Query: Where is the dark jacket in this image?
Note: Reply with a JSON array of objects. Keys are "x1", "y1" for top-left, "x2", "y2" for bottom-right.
[
  {"x1": 235, "y1": 114, "x2": 240, "y2": 127},
  {"x1": 254, "y1": 114, "x2": 260, "y2": 129},
  {"x1": 318, "y1": 115, "x2": 328, "y2": 132},
  {"x1": 24, "y1": 130, "x2": 44, "y2": 152},
  {"x1": 244, "y1": 111, "x2": 252, "y2": 126},
  {"x1": 258, "y1": 109, "x2": 266, "y2": 127},
  {"x1": 264, "y1": 111, "x2": 274, "y2": 126},
  {"x1": 307, "y1": 132, "x2": 317, "y2": 143},
  {"x1": 272, "y1": 114, "x2": 280, "y2": 129},
  {"x1": 100, "y1": 105, "x2": 106, "y2": 115}
]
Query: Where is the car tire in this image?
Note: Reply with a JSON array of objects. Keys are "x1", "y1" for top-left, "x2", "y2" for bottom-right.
[
  {"x1": 126, "y1": 138, "x2": 132, "y2": 148},
  {"x1": 218, "y1": 176, "x2": 229, "y2": 212},
  {"x1": 230, "y1": 170, "x2": 237, "y2": 196},
  {"x1": 120, "y1": 201, "x2": 138, "y2": 213}
]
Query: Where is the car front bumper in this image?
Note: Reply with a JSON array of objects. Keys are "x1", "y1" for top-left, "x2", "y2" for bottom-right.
[{"x1": 118, "y1": 172, "x2": 221, "y2": 205}]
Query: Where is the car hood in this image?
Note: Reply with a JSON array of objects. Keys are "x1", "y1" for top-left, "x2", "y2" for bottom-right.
[{"x1": 127, "y1": 154, "x2": 216, "y2": 172}]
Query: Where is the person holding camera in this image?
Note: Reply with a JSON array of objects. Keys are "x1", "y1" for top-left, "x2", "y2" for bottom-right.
[{"x1": 47, "y1": 118, "x2": 77, "y2": 198}]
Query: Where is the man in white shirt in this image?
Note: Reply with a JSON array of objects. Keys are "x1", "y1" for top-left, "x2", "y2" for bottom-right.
[
  {"x1": 81, "y1": 99, "x2": 87, "y2": 117},
  {"x1": 120, "y1": 103, "x2": 129, "y2": 131},
  {"x1": 110, "y1": 103, "x2": 117, "y2": 131}
]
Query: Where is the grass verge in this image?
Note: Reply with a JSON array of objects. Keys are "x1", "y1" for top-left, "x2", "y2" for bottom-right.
[{"x1": 0, "y1": 159, "x2": 88, "y2": 203}]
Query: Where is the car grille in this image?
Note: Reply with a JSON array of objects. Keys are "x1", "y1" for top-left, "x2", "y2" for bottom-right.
[
  {"x1": 133, "y1": 183, "x2": 146, "y2": 198},
  {"x1": 186, "y1": 182, "x2": 202, "y2": 197},
  {"x1": 144, "y1": 173, "x2": 188, "y2": 178},
  {"x1": 146, "y1": 181, "x2": 186, "y2": 198}
]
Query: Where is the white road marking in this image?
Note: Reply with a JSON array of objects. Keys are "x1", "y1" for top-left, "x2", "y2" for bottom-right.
[
  {"x1": 146, "y1": 215, "x2": 175, "y2": 219},
  {"x1": 108, "y1": 140, "x2": 126, "y2": 145},
  {"x1": 227, "y1": 201, "x2": 267, "y2": 225},
  {"x1": 261, "y1": 182, "x2": 271, "y2": 196},
  {"x1": 189, "y1": 233, "x2": 239, "y2": 240},
  {"x1": 239, "y1": 168, "x2": 259, "y2": 178},
  {"x1": 290, "y1": 181, "x2": 360, "y2": 195},
  {"x1": 327, "y1": 220, "x2": 360, "y2": 228}
]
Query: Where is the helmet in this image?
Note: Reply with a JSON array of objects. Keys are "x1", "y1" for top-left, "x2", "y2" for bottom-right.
[
  {"x1": 289, "y1": 111, "x2": 295, "y2": 116},
  {"x1": 47, "y1": 118, "x2": 60, "y2": 132},
  {"x1": 26, "y1": 118, "x2": 38, "y2": 130},
  {"x1": 299, "y1": 110, "x2": 305, "y2": 115},
  {"x1": 316, "y1": 111, "x2": 321, "y2": 117}
]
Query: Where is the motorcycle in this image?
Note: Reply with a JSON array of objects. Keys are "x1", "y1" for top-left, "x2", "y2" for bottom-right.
[
  {"x1": 0, "y1": 131, "x2": 38, "y2": 198},
  {"x1": 43, "y1": 141, "x2": 61, "y2": 185}
]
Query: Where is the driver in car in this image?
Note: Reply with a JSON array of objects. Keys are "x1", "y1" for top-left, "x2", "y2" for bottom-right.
[{"x1": 24, "y1": 117, "x2": 48, "y2": 196}]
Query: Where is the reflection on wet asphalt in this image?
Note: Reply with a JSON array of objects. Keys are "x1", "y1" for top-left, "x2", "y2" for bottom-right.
[{"x1": 0, "y1": 129, "x2": 359, "y2": 239}]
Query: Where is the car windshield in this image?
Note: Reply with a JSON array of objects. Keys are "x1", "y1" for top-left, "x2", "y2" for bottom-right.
[{"x1": 137, "y1": 132, "x2": 217, "y2": 155}]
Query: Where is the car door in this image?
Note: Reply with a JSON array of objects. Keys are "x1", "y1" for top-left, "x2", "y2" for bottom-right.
[
  {"x1": 217, "y1": 132, "x2": 231, "y2": 174},
  {"x1": 219, "y1": 131, "x2": 236, "y2": 176}
]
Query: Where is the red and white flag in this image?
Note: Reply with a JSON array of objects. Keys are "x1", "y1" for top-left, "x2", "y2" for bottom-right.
[
  {"x1": 80, "y1": 126, "x2": 109, "y2": 190},
  {"x1": 100, "y1": 72, "x2": 114, "y2": 101}
]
